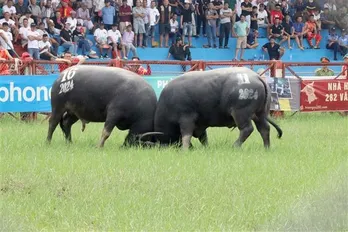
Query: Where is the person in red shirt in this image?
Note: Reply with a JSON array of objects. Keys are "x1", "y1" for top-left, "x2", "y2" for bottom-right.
[
  {"x1": 304, "y1": 14, "x2": 321, "y2": 48},
  {"x1": 270, "y1": 4, "x2": 284, "y2": 25},
  {"x1": 56, "y1": 52, "x2": 86, "y2": 72},
  {"x1": 124, "y1": 56, "x2": 151, "y2": 75},
  {"x1": 0, "y1": 45, "x2": 14, "y2": 75},
  {"x1": 118, "y1": 0, "x2": 132, "y2": 34},
  {"x1": 60, "y1": 0, "x2": 73, "y2": 19}
]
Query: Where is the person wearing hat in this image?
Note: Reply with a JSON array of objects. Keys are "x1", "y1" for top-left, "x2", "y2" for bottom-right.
[
  {"x1": 27, "y1": 22, "x2": 42, "y2": 60},
  {"x1": 338, "y1": 29, "x2": 348, "y2": 56},
  {"x1": 60, "y1": 22, "x2": 77, "y2": 55},
  {"x1": 315, "y1": 57, "x2": 335, "y2": 76},
  {"x1": 326, "y1": 27, "x2": 340, "y2": 60},
  {"x1": 304, "y1": 14, "x2": 321, "y2": 49},
  {"x1": 305, "y1": 0, "x2": 320, "y2": 16},
  {"x1": 94, "y1": 22, "x2": 111, "y2": 58}
]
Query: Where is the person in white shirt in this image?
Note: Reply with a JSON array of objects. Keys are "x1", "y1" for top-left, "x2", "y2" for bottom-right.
[
  {"x1": 1, "y1": 22, "x2": 15, "y2": 57},
  {"x1": 147, "y1": 1, "x2": 160, "y2": 47},
  {"x1": 19, "y1": 11, "x2": 35, "y2": 28},
  {"x1": 0, "y1": 12, "x2": 18, "y2": 42},
  {"x1": 107, "y1": 24, "x2": 123, "y2": 59},
  {"x1": 169, "y1": 13, "x2": 180, "y2": 45},
  {"x1": 257, "y1": 3, "x2": 268, "y2": 28},
  {"x1": 2, "y1": 0, "x2": 17, "y2": 16},
  {"x1": 19, "y1": 19, "x2": 31, "y2": 48},
  {"x1": 77, "y1": 3, "x2": 94, "y2": 30},
  {"x1": 94, "y1": 22, "x2": 110, "y2": 58},
  {"x1": 39, "y1": 34, "x2": 56, "y2": 60},
  {"x1": 66, "y1": 11, "x2": 78, "y2": 32},
  {"x1": 27, "y1": 23, "x2": 42, "y2": 60}
]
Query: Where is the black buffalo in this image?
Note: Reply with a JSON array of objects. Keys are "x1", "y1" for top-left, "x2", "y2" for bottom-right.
[
  {"x1": 142, "y1": 67, "x2": 283, "y2": 149},
  {"x1": 47, "y1": 65, "x2": 157, "y2": 147}
]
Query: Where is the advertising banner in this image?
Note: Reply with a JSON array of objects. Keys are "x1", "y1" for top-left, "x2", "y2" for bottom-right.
[
  {"x1": 300, "y1": 79, "x2": 348, "y2": 112},
  {"x1": 0, "y1": 75, "x2": 57, "y2": 113},
  {"x1": 1, "y1": 74, "x2": 302, "y2": 113},
  {"x1": 267, "y1": 77, "x2": 301, "y2": 111}
]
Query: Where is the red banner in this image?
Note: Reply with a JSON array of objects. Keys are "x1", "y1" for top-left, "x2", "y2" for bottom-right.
[{"x1": 300, "y1": 79, "x2": 348, "y2": 112}]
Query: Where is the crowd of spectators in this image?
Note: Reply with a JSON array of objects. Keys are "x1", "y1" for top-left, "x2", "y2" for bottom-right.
[{"x1": 0, "y1": 0, "x2": 347, "y2": 62}]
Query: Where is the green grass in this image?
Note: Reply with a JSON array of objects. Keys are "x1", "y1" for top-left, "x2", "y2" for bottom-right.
[{"x1": 1, "y1": 113, "x2": 347, "y2": 231}]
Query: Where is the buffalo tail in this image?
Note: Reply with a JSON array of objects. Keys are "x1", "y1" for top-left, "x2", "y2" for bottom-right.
[{"x1": 266, "y1": 117, "x2": 283, "y2": 138}]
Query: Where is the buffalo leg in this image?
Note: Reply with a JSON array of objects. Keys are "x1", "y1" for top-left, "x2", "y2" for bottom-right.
[
  {"x1": 253, "y1": 116, "x2": 270, "y2": 148},
  {"x1": 46, "y1": 109, "x2": 65, "y2": 143},
  {"x1": 179, "y1": 119, "x2": 195, "y2": 150},
  {"x1": 60, "y1": 113, "x2": 79, "y2": 143},
  {"x1": 198, "y1": 130, "x2": 208, "y2": 146},
  {"x1": 231, "y1": 111, "x2": 254, "y2": 148},
  {"x1": 98, "y1": 112, "x2": 120, "y2": 148}
]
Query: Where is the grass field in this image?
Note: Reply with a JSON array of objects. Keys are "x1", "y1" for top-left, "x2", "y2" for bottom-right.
[{"x1": 1, "y1": 113, "x2": 347, "y2": 231}]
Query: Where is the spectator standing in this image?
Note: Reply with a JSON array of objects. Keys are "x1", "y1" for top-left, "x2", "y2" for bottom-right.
[
  {"x1": 119, "y1": 0, "x2": 132, "y2": 34},
  {"x1": 102, "y1": 0, "x2": 115, "y2": 30},
  {"x1": 246, "y1": 29, "x2": 259, "y2": 48},
  {"x1": 94, "y1": 22, "x2": 110, "y2": 58},
  {"x1": 181, "y1": 2, "x2": 194, "y2": 47},
  {"x1": 59, "y1": 0, "x2": 73, "y2": 19},
  {"x1": 196, "y1": 0, "x2": 209, "y2": 37},
  {"x1": 240, "y1": 0, "x2": 252, "y2": 28},
  {"x1": 133, "y1": 0, "x2": 146, "y2": 47},
  {"x1": 28, "y1": 0, "x2": 42, "y2": 23},
  {"x1": 293, "y1": 15, "x2": 305, "y2": 50},
  {"x1": 338, "y1": 29, "x2": 347, "y2": 56},
  {"x1": 93, "y1": 0, "x2": 105, "y2": 23},
  {"x1": 147, "y1": 1, "x2": 160, "y2": 47},
  {"x1": 15, "y1": 0, "x2": 27, "y2": 17},
  {"x1": 3, "y1": 0, "x2": 16, "y2": 16},
  {"x1": 232, "y1": 14, "x2": 249, "y2": 60},
  {"x1": 326, "y1": 27, "x2": 340, "y2": 60},
  {"x1": 304, "y1": 14, "x2": 321, "y2": 49},
  {"x1": 19, "y1": 18, "x2": 30, "y2": 48},
  {"x1": 107, "y1": 24, "x2": 123, "y2": 59},
  {"x1": 257, "y1": 3, "x2": 268, "y2": 28},
  {"x1": 204, "y1": 2, "x2": 218, "y2": 48},
  {"x1": 122, "y1": 24, "x2": 138, "y2": 59},
  {"x1": 169, "y1": 13, "x2": 180, "y2": 44},
  {"x1": 27, "y1": 23, "x2": 42, "y2": 60},
  {"x1": 270, "y1": 3, "x2": 284, "y2": 25},
  {"x1": 41, "y1": 0, "x2": 54, "y2": 19},
  {"x1": 60, "y1": 22, "x2": 77, "y2": 55},
  {"x1": 305, "y1": 0, "x2": 320, "y2": 15},
  {"x1": 159, "y1": 0, "x2": 172, "y2": 47},
  {"x1": 219, "y1": 2, "x2": 232, "y2": 49},
  {"x1": 66, "y1": 11, "x2": 78, "y2": 32},
  {"x1": 320, "y1": 7, "x2": 335, "y2": 30},
  {"x1": 250, "y1": 6, "x2": 258, "y2": 31},
  {"x1": 315, "y1": 56, "x2": 334, "y2": 76},
  {"x1": 1, "y1": 23, "x2": 15, "y2": 57},
  {"x1": 77, "y1": 3, "x2": 94, "y2": 31},
  {"x1": 51, "y1": 11, "x2": 64, "y2": 30},
  {"x1": 262, "y1": 37, "x2": 285, "y2": 60},
  {"x1": 0, "y1": 12, "x2": 18, "y2": 42}
]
